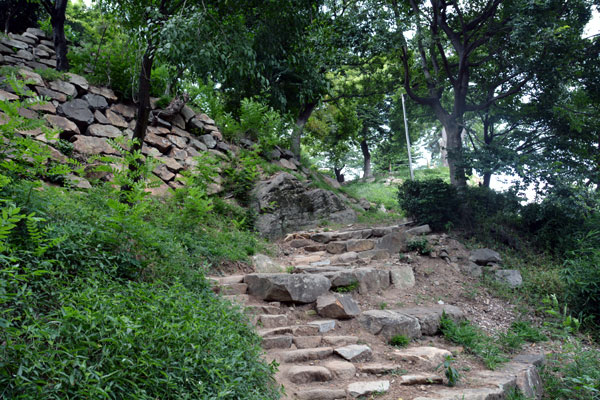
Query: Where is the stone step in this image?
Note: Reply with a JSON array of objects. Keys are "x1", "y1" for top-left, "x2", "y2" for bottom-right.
[
  {"x1": 218, "y1": 282, "x2": 248, "y2": 295},
  {"x1": 334, "y1": 344, "x2": 373, "y2": 362},
  {"x1": 347, "y1": 380, "x2": 390, "y2": 398},
  {"x1": 322, "y1": 360, "x2": 356, "y2": 379},
  {"x1": 259, "y1": 324, "x2": 320, "y2": 338},
  {"x1": 307, "y1": 319, "x2": 336, "y2": 333},
  {"x1": 223, "y1": 294, "x2": 249, "y2": 304},
  {"x1": 358, "y1": 363, "x2": 403, "y2": 375},
  {"x1": 293, "y1": 388, "x2": 346, "y2": 400},
  {"x1": 293, "y1": 335, "x2": 322, "y2": 349},
  {"x1": 286, "y1": 365, "x2": 332, "y2": 384},
  {"x1": 261, "y1": 335, "x2": 293, "y2": 350},
  {"x1": 210, "y1": 274, "x2": 245, "y2": 285},
  {"x1": 259, "y1": 314, "x2": 288, "y2": 328},
  {"x1": 245, "y1": 304, "x2": 281, "y2": 315},
  {"x1": 280, "y1": 347, "x2": 334, "y2": 363},
  {"x1": 321, "y1": 335, "x2": 358, "y2": 346}
]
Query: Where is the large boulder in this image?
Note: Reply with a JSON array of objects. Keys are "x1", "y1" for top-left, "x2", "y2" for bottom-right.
[
  {"x1": 244, "y1": 273, "x2": 331, "y2": 303},
  {"x1": 376, "y1": 232, "x2": 408, "y2": 253},
  {"x1": 358, "y1": 309, "x2": 422, "y2": 340},
  {"x1": 470, "y1": 248, "x2": 502, "y2": 265},
  {"x1": 58, "y1": 99, "x2": 94, "y2": 129},
  {"x1": 251, "y1": 173, "x2": 356, "y2": 239},
  {"x1": 316, "y1": 293, "x2": 360, "y2": 319}
]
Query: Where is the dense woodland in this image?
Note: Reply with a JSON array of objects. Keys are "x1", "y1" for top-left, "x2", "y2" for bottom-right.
[{"x1": 1, "y1": 0, "x2": 600, "y2": 399}]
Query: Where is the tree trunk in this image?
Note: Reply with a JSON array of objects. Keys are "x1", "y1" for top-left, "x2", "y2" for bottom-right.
[
  {"x1": 360, "y1": 139, "x2": 372, "y2": 180},
  {"x1": 291, "y1": 102, "x2": 317, "y2": 160},
  {"x1": 334, "y1": 167, "x2": 345, "y2": 183},
  {"x1": 51, "y1": 0, "x2": 69, "y2": 71},
  {"x1": 444, "y1": 123, "x2": 467, "y2": 187},
  {"x1": 483, "y1": 172, "x2": 491, "y2": 188},
  {"x1": 128, "y1": 41, "x2": 155, "y2": 182}
]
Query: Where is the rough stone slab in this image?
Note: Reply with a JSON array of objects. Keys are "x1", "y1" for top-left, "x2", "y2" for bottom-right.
[
  {"x1": 197, "y1": 113, "x2": 215, "y2": 125},
  {"x1": 259, "y1": 314, "x2": 288, "y2": 328},
  {"x1": 326, "y1": 241, "x2": 346, "y2": 254},
  {"x1": 461, "y1": 261, "x2": 483, "y2": 277},
  {"x1": 72, "y1": 135, "x2": 118, "y2": 155},
  {"x1": 293, "y1": 336, "x2": 322, "y2": 349},
  {"x1": 36, "y1": 86, "x2": 67, "y2": 102},
  {"x1": 322, "y1": 360, "x2": 355, "y2": 379},
  {"x1": 406, "y1": 224, "x2": 432, "y2": 235},
  {"x1": 19, "y1": 69, "x2": 44, "y2": 86},
  {"x1": 88, "y1": 86, "x2": 117, "y2": 102},
  {"x1": 1, "y1": 37, "x2": 28, "y2": 50},
  {"x1": 94, "y1": 110, "x2": 110, "y2": 124},
  {"x1": 376, "y1": 232, "x2": 408, "y2": 253},
  {"x1": 218, "y1": 283, "x2": 248, "y2": 295},
  {"x1": 495, "y1": 269, "x2": 523, "y2": 288},
  {"x1": 372, "y1": 227, "x2": 393, "y2": 237},
  {"x1": 0, "y1": 89, "x2": 19, "y2": 101},
  {"x1": 322, "y1": 336, "x2": 358, "y2": 346},
  {"x1": 83, "y1": 93, "x2": 109, "y2": 111},
  {"x1": 393, "y1": 346, "x2": 451, "y2": 367},
  {"x1": 308, "y1": 319, "x2": 336, "y2": 333},
  {"x1": 144, "y1": 132, "x2": 171, "y2": 153},
  {"x1": 354, "y1": 268, "x2": 391, "y2": 294},
  {"x1": 39, "y1": 58, "x2": 57, "y2": 67},
  {"x1": 199, "y1": 134, "x2": 216, "y2": 148},
  {"x1": 295, "y1": 389, "x2": 346, "y2": 400},
  {"x1": 32, "y1": 47, "x2": 49, "y2": 58},
  {"x1": 45, "y1": 115, "x2": 80, "y2": 136},
  {"x1": 359, "y1": 363, "x2": 401, "y2": 374},
  {"x1": 58, "y1": 99, "x2": 94, "y2": 126},
  {"x1": 167, "y1": 134, "x2": 187, "y2": 149},
  {"x1": 316, "y1": 293, "x2": 360, "y2": 319},
  {"x1": 287, "y1": 366, "x2": 332, "y2": 384},
  {"x1": 390, "y1": 265, "x2": 415, "y2": 289},
  {"x1": 334, "y1": 344, "x2": 373, "y2": 362},
  {"x1": 261, "y1": 335, "x2": 292, "y2": 350},
  {"x1": 31, "y1": 102, "x2": 56, "y2": 114},
  {"x1": 15, "y1": 49, "x2": 34, "y2": 61},
  {"x1": 399, "y1": 373, "x2": 443, "y2": 385},
  {"x1": 26, "y1": 27, "x2": 47, "y2": 38},
  {"x1": 292, "y1": 254, "x2": 322, "y2": 265},
  {"x1": 252, "y1": 254, "x2": 285, "y2": 273},
  {"x1": 357, "y1": 249, "x2": 390, "y2": 260},
  {"x1": 105, "y1": 109, "x2": 128, "y2": 128},
  {"x1": 346, "y1": 239, "x2": 375, "y2": 252},
  {"x1": 359, "y1": 309, "x2": 421, "y2": 340},
  {"x1": 49, "y1": 80, "x2": 77, "y2": 97},
  {"x1": 396, "y1": 305, "x2": 465, "y2": 336},
  {"x1": 213, "y1": 275, "x2": 245, "y2": 285},
  {"x1": 86, "y1": 123, "x2": 121, "y2": 138},
  {"x1": 153, "y1": 164, "x2": 175, "y2": 181},
  {"x1": 244, "y1": 273, "x2": 331, "y2": 303},
  {"x1": 512, "y1": 353, "x2": 545, "y2": 367},
  {"x1": 180, "y1": 105, "x2": 195, "y2": 122},
  {"x1": 291, "y1": 325, "x2": 321, "y2": 336},
  {"x1": 470, "y1": 248, "x2": 502, "y2": 265},
  {"x1": 311, "y1": 259, "x2": 331, "y2": 267},
  {"x1": 311, "y1": 232, "x2": 334, "y2": 244},
  {"x1": 281, "y1": 347, "x2": 333, "y2": 363},
  {"x1": 347, "y1": 381, "x2": 390, "y2": 398},
  {"x1": 65, "y1": 174, "x2": 91, "y2": 189},
  {"x1": 65, "y1": 72, "x2": 89, "y2": 91},
  {"x1": 289, "y1": 238, "x2": 313, "y2": 248},
  {"x1": 110, "y1": 103, "x2": 136, "y2": 119},
  {"x1": 258, "y1": 326, "x2": 293, "y2": 337},
  {"x1": 157, "y1": 157, "x2": 184, "y2": 173}
]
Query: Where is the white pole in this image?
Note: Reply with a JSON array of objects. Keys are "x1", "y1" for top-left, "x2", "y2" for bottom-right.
[{"x1": 401, "y1": 93, "x2": 414, "y2": 180}]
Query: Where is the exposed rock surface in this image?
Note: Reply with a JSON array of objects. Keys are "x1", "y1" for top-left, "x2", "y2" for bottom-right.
[
  {"x1": 244, "y1": 273, "x2": 331, "y2": 303},
  {"x1": 251, "y1": 173, "x2": 356, "y2": 238}
]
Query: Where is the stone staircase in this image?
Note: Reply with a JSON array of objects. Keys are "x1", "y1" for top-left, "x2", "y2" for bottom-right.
[{"x1": 208, "y1": 223, "x2": 544, "y2": 400}]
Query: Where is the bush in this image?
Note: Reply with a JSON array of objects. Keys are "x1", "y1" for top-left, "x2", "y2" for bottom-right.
[
  {"x1": 543, "y1": 342, "x2": 600, "y2": 400},
  {"x1": 2, "y1": 277, "x2": 280, "y2": 399},
  {"x1": 389, "y1": 334, "x2": 410, "y2": 348},
  {"x1": 561, "y1": 231, "x2": 600, "y2": 323},
  {"x1": 398, "y1": 179, "x2": 459, "y2": 231}
]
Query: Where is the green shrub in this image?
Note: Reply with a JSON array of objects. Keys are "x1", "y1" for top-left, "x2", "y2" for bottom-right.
[
  {"x1": 389, "y1": 334, "x2": 410, "y2": 348},
  {"x1": 398, "y1": 179, "x2": 459, "y2": 231},
  {"x1": 332, "y1": 281, "x2": 359, "y2": 293},
  {"x1": 561, "y1": 231, "x2": 600, "y2": 323},
  {"x1": 542, "y1": 342, "x2": 600, "y2": 400},
  {"x1": 406, "y1": 237, "x2": 432, "y2": 255},
  {"x1": 155, "y1": 94, "x2": 173, "y2": 110},
  {"x1": 1, "y1": 276, "x2": 280, "y2": 399}
]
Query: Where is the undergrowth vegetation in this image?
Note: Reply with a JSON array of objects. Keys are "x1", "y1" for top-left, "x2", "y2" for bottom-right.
[{"x1": 0, "y1": 90, "x2": 280, "y2": 398}]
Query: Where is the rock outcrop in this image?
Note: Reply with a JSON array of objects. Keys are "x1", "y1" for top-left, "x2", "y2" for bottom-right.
[{"x1": 251, "y1": 172, "x2": 356, "y2": 238}]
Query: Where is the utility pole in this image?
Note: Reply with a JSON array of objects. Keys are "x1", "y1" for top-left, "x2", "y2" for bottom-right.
[{"x1": 401, "y1": 93, "x2": 414, "y2": 180}]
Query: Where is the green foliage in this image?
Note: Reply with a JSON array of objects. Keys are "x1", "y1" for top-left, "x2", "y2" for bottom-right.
[
  {"x1": 542, "y1": 342, "x2": 600, "y2": 400},
  {"x1": 34, "y1": 68, "x2": 67, "y2": 82},
  {"x1": 406, "y1": 237, "x2": 432, "y2": 255},
  {"x1": 224, "y1": 149, "x2": 261, "y2": 207},
  {"x1": 561, "y1": 231, "x2": 600, "y2": 324},
  {"x1": 541, "y1": 294, "x2": 582, "y2": 335},
  {"x1": 436, "y1": 355, "x2": 460, "y2": 387},
  {"x1": 389, "y1": 334, "x2": 409, "y2": 348},
  {"x1": 342, "y1": 178, "x2": 402, "y2": 211},
  {"x1": 155, "y1": 94, "x2": 173, "y2": 110},
  {"x1": 440, "y1": 312, "x2": 508, "y2": 370},
  {"x1": 505, "y1": 388, "x2": 533, "y2": 400},
  {"x1": 1, "y1": 276, "x2": 280, "y2": 399},
  {"x1": 508, "y1": 321, "x2": 547, "y2": 343},
  {"x1": 332, "y1": 281, "x2": 359, "y2": 293},
  {"x1": 398, "y1": 179, "x2": 459, "y2": 231},
  {"x1": 221, "y1": 98, "x2": 288, "y2": 149}
]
